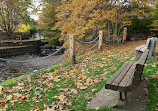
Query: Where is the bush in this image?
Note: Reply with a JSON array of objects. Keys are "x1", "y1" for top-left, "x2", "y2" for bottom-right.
[
  {"x1": 29, "y1": 27, "x2": 37, "y2": 36},
  {"x1": 48, "y1": 38, "x2": 62, "y2": 46},
  {"x1": 127, "y1": 18, "x2": 153, "y2": 40}
]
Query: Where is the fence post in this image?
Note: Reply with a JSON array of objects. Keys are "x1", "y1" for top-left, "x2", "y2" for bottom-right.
[
  {"x1": 122, "y1": 27, "x2": 127, "y2": 43},
  {"x1": 20, "y1": 34, "x2": 22, "y2": 42},
  {"x1": 98, "y1": 31, "x2": 103, "y2": 51},
  {"x1": 69, "y1": 34, "x2": 76, "y2": 64}
]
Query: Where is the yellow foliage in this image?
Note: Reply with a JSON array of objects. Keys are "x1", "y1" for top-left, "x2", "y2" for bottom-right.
[
  {"x1": 18, "y1": 24, "x2": 30, "y2": 32},
  {"x1": 54, "y1": 0, "x2": 154, "y2": 43},
  {"x1": 86, "y1": 78, "x2": 93, "y2": 83}
]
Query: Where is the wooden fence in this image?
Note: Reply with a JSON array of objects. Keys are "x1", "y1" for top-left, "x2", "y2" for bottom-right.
[{"x1": 69, "y1": 27, "x2": 127, "y2": 64}]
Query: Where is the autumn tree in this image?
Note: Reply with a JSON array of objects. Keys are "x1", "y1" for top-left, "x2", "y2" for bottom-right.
[
  {"x1": 38, "y1": 0, "x2": 60, "y2": 38},
  {"x1": 53, "y1": 0, "x2": 155, "y2": 43},
  {"x1": 149, "y1": 0, "x2": 158, "y2": 31},
  {"x1": 0, "y1": 0, "x2": 32, "y2": 38}
]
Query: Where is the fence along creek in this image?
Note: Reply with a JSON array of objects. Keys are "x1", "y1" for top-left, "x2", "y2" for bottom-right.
[{"x1": 0, "y1": 29, "x2": 127, "y2": 83}]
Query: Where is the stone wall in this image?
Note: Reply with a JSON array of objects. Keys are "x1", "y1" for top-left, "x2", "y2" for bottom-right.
[
  {"x1": 0, "y1": 46, "x2": 36, "y2": 57},
  {"x1": 0, "y1": 40, "x2": 43, "y2": 57},
  {"x1": 0, "y1": 40, "x2": 42, "y2": 47}
]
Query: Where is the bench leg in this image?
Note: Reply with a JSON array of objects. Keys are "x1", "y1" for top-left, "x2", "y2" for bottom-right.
[{"x1": 119, "y1": 92, "x2": 127, "y2": 102}]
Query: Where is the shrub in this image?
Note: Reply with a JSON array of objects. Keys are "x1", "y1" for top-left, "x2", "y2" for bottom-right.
[
  {"x1": 127, "y1": 18, "x2": 153, "y2": 40},
  {"x1": 48, "y1": 38, "x2": 62, "y2": 46}
]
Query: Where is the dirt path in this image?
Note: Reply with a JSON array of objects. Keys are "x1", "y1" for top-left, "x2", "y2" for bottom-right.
[{"x1": 87, "y1": 79, "x2": 148, "y2": 111}]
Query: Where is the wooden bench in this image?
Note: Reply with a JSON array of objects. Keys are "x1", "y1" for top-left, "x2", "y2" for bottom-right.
[
  {"x1": 105, "y1": 49, "x2": 149, "y2": 102},
  {"x1": 135, "y1": 37, "x2": 157, "y2": 60}
]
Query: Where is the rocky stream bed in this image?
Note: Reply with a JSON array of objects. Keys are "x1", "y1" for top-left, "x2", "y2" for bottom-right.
[{"x1": 0, "y1": 54, "x2": 62, "y2": 83}]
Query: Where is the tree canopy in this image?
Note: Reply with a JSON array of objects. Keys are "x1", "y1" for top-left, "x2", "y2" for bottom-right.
[
  {"x1": 0, "y1": 0, "x2": 31, "y2": 37},
  {"x1": 38, "y1": 0, "x2": 61, "y2": 38},
  {"x1": 53, "y1": 0, "x2": 155, "y2": 42},
  {"x1": 150, "y1": 0, "x2": 158, "y2": 31}
]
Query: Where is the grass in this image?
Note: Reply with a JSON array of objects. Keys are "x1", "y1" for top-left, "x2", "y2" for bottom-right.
[
  {"x1": 143, "y1": 58, "x2": 158, "y2": 111},
  {"x1": 147, "y1": 78, "x2": 158, "y2": 111},
  {"x1": 0, "y1": 74, "x2": 30, "y2": 85},
  {"x1": 0, "y1": 40, "x2": 157, "y2": 111}
]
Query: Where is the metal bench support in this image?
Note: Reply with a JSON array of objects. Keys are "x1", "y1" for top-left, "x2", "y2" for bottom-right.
[{"x1": 120, "y1": 92, "x2": 127, "y2": 102}]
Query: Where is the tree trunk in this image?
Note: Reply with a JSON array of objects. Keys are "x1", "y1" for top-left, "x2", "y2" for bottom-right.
[
  {"x1": 114, "y1": 13, "x2": 118, "y2": 36},
  {"x1": 108, "y1": 21, "x2": 110, "y2": 39},
  {"x1": 6, "y1": 31, "x2": 13, "y2": 39}
]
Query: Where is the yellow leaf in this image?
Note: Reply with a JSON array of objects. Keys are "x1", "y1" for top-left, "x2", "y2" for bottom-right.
[
  {"x1": 86, "y1": 78, "x2": 93, "y2": 83},
  {"x1": 0, "y1": 86, "x2": 3, "y2": 95},
  {"x1": 49, "y1": 73, "x2": 54, "y2": 76},
  {"x1": 53, "y1": 71, "x2": 58, "y2": 74}
]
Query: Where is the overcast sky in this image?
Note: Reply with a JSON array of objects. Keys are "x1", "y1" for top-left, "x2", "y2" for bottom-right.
[{"x1": 28, "y1": 0, "x2": 43, "y2": 21}]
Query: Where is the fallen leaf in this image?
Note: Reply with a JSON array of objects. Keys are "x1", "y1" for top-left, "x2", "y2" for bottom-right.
[
  {"x1": 53, "y1": 76, "x2": 61, "y2": 82},
  {"x1": 82, "y1": 75, "x2": 87, "y2": 79},
  {"x1": 18, "y1": 96, "x2": 27, "y2": 101},
  {"x1": 0, "y1": 86, "x2": 3, "y2": 90},
  {"x1": 3, "y1": 89, "x2": 12, "y2": 94},
  {"x1": 0, "y1": 86, "x2": 3, "y2": 95},
  {"x1": 60, "y1": 88, "x2": 68, "y2": 92},
  {"x1": 32, "y1": 106, "x2": 41, "y2": 111},
  {"x1": 86, "y1": 78, "x2": 93, "y2": 83},
  {"x1": 6, "y1": 95, "x2": 13, "y2": 101},
  {"x1": 53, "y1": 95, "x2": 60, "y2": 99},
  {"x1": 92, "y1": 89, "x2": 96, "y2": 92},
  {"x1": 71, "y1": 89, "x2": 78, "y2": 94},
  {"x1": 59, "y1": 95, "x2": 66, "y2": 102},
  {"x1": 27, "y1": 76, "x2": 31, "y2": 82},
  {"x1": 49, "y1": 72, "x2": 54, "y2": 76},
  {"x1": 106, "y1": 94, "x2": 110, "y2": 96},
  {"x1": 17, "y1": 82, "x2": 24, "y2": 86},
  {"x1": 67, "y1": 101, "x2": 72, "y2": 106},
  {"x1": 100, "y1": 91, "x2": 104, "y2": 95},
  {"x1": 94, "y1": 106, "x2": 100, "y2": 110},
  {"x1": 42, "y1": 81, "x2": 48, "y2": 85},
  {"x1": 44, "y1": 107, "x2": 55, "y2": 111},
  {"x1": 0, "y1": 99, "x2": 6, "y2": 107},
  {"x1": 80, "y1": 86, "x2": 87, "y2": 90},
  {"x1": 13, "y1": 93, "x2": 22, "y2": 98}
]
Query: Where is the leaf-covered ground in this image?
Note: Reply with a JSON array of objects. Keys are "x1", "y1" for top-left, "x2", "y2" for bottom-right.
[{"x1": 0, "y1": 40, "x2": 157, "y2": 111}]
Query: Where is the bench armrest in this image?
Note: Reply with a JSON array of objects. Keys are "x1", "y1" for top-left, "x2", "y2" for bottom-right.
[
  {"x1": 136, "y1": 49, "x2": 149, "y2": 71},
  {"x1": 136, "y1": 45, "x2": 146, "y2": 51}
]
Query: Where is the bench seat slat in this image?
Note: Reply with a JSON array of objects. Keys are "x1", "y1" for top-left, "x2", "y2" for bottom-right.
[
  {"x1": 125, "y1": 71, "x2": 143, "y2": 91},
  {"x1": 105, "y1": 61, "x2": 129, "y2": 89},
  {"x1": 118, "y1": 62, "x2": 137, "y2": 92},
  {"x1": 111, "y1": 62, "x2": 134, "y2": 91}
]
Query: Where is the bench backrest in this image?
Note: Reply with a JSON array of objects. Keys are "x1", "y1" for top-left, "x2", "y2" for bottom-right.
[
  {"x1": 146, "y1": 38, "x2": 152, "y2": 49},
  {"x1": 133, "y1": 49, "x2": 149, "y2": 85},
  {"x1": 146, "y1": 37, "x2": 157, "y2": 51},
  {"x1": 145, "y1": 37, "x2": 157, "y2": 59},
  {"x1": 152, "y1": 37, "x2": 157, "y2": 56}
]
